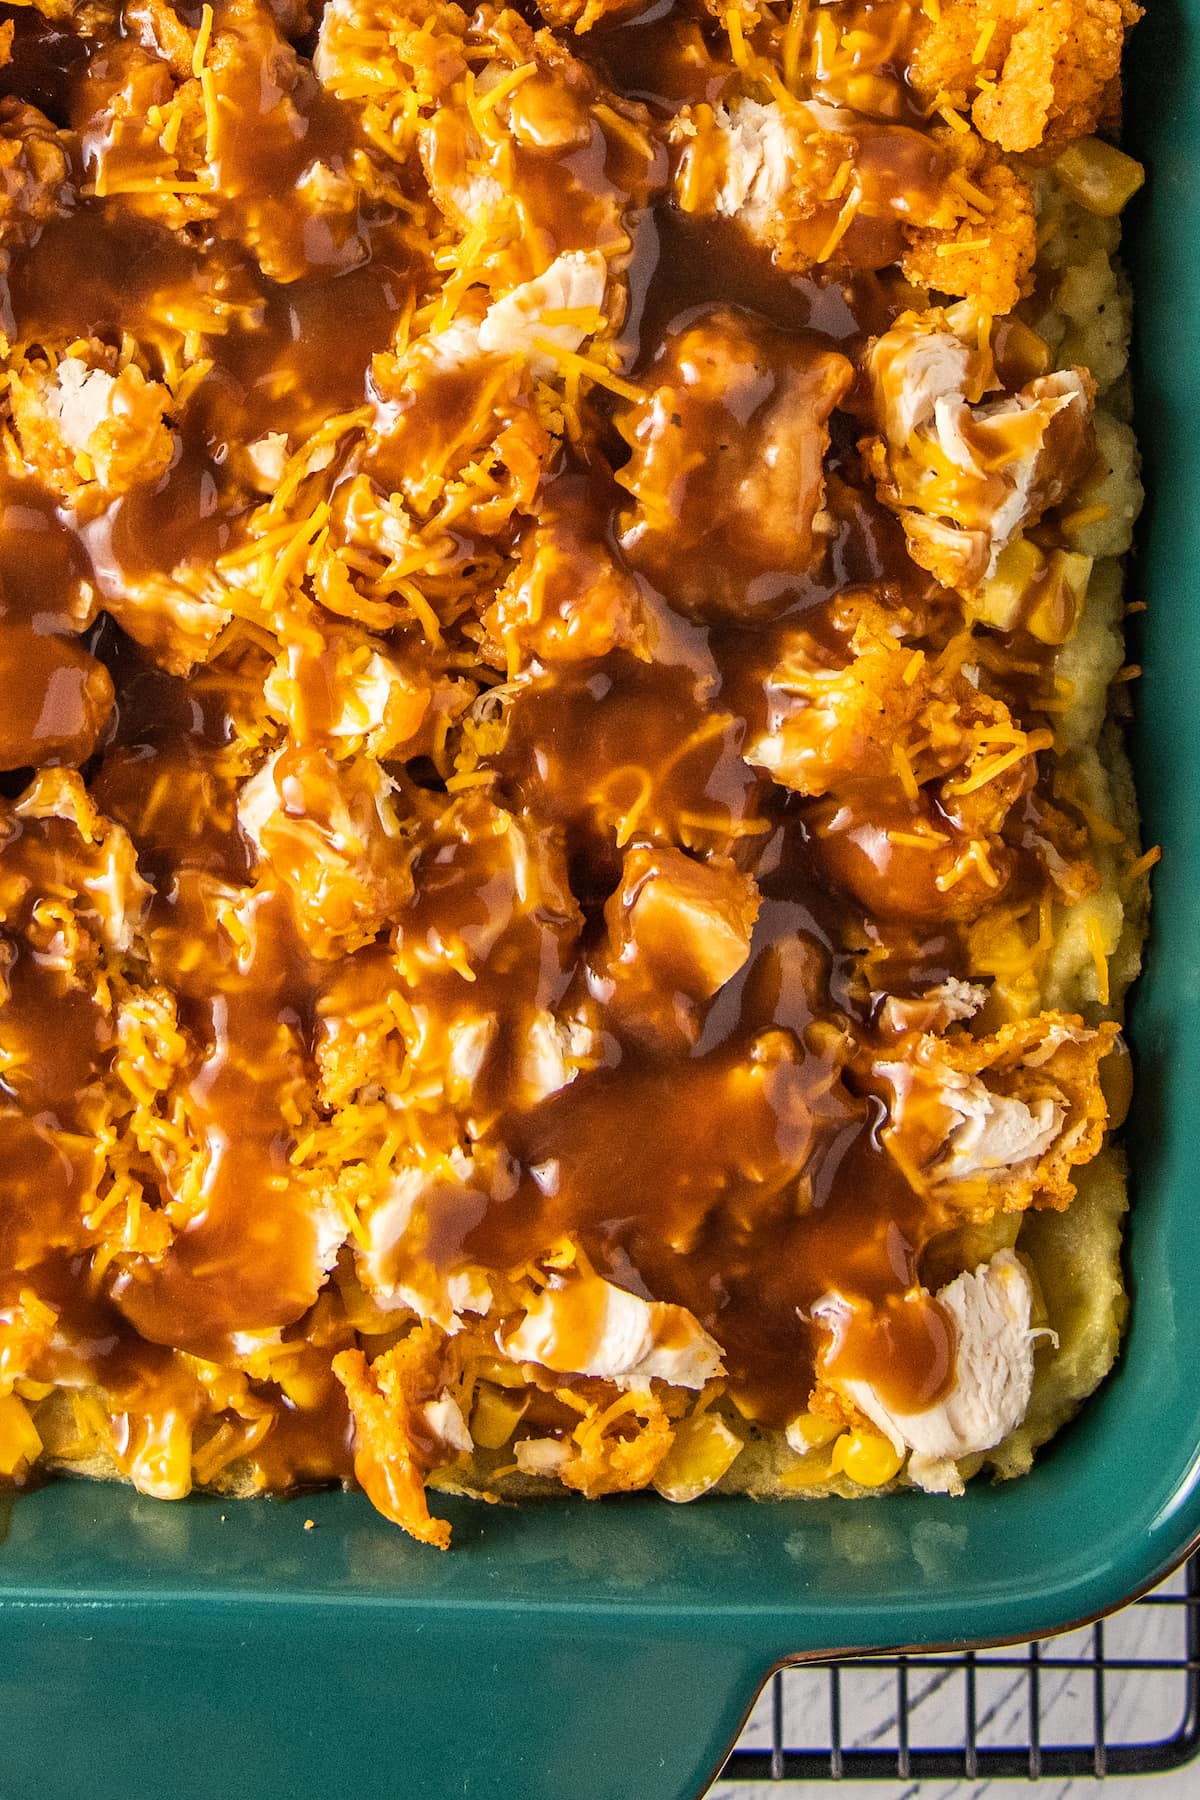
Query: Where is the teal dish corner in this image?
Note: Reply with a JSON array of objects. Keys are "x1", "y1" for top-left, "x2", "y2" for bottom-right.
[{"x1": 2, "y1": 11, "x2": 1199, "y2": 1799}]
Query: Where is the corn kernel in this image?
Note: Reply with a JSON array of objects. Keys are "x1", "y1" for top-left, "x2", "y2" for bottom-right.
[
  {"x1": 1054, "y1": 138, "x2": 1145, "y2": 217},
  {"x1": 35, "y1": 1392, "x2": 91, "y2": 1460},
  {"x1": 0, "y1": 1392, "x2": 43, "y2": 1477},
  {"x1": 830, "y1": 1428, "x2": 904, "y2": 1487},
  {"x1": 843, "y1": 74, "x2": 905, "y2": 119},
  {"x1": 128, "y1": 1412, "x2": 193, "y2": 1500},
  {"x1": 972, "y1": 535, "x2": 1045, "y2": 632},
  {"x1": 14, "y1": 1377, "x2": 54, "y2": 1403},
  {"x1": 996, "y1": 317, "x2": 1052, "y2": 382},
  {"x1": 726, "y1": 1387, "x2": 765, "y2": 1422},
  {"x1": 470, "y1": 1382, "x2": 529, "y2": 1450},
  {"x1": 785, "y1": 1411, "x2": 843, "y2": 1454},
  {"x1": 472, "y1": 1356, "x2": 529, "y2": 1391},
  {"x1": 653, "y1": 1412, "x2": 742, "y2": 1503},
  {"x1": 1027, "y1": 550, "x2": 1092, "y2": 646}
]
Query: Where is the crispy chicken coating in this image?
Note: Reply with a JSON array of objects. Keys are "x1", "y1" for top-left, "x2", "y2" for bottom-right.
[
  {"x1": 365, "y1": 325, "x2": 552, "y2": 540},
  {"x1": 333, "y1": 1330, "x2": 464, "y2": 1550},
  {"x1": 901, "y1": 155, "x2": 1037, "y2": 316},
  {"x1": 670, "y1": 97, "x2": 1036, "y2": 309},
  {"x1": 9, "y1": 345, "x2": 175, "y2": 516},
  {"x1": 874, "y1": 1011, "x2": 1119, "y2": 1219},
  {"x1": 237, "y1": 747, "x2": 415, "y2": 959},
  {"x1": 909, "y1": 0, "x2": 1143, "y2": 155},
  {"x1": 0, "y1": 630, "x2": 113, "y2": 771},
  {"x1": 755, "y1": 589, "x2": 1100, "y2": 927},
  {"x1": 747, "y1": 592, "x2": 938, "y2": 800},
  {"x1": 76, "y1": 0, "x2": 404, "y2": 281},
  {"x1": 319, "y1": 0, "x2": 661, "y2": 295},
  {"x1": 522, "y1": 1388, "x2": 674, "y2": 1498},
  {"x1": 0, "y1": 97, "x2": 75, "y2": 256}
]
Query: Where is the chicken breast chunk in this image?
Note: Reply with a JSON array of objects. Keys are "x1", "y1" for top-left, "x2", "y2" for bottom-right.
[
  {"x1": 671, "y1": 95, "x2": 1036, "y2": 312},
  {"x1": 824, "y1": 1249, "x2": 1040, "y2": 1494},
  {"x1": 0, "y1": 97, "x2": 75, "y2": 258},
  {"x1": 237, "y1": 746, "x2": 414, "y2": 958},
  {"x1": 9, "y1": 350, "x2": 175, "y2": 516},
  {"x1": 503, "y1": 1268, "x2": 724, "y2": 1389},
  {"x1": 591, "y1": 845, "x2": 760, "y2": 1045},
  {"x1": 862, "y1": 303, "x2": 1096, "y2": 593},
  {"x1": 616, "y1": 307, "x2": 853, "y2": 618},
  {"x1": 874, "y1": 1011, "x2": 1119, "y2": 1219}
]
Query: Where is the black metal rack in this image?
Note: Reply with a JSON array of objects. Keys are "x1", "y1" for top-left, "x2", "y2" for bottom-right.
[{"x1": 721, "y1": 1553, "x2": 1200, "y2": 1782}]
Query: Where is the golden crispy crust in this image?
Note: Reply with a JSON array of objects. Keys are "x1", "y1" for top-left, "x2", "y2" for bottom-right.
[{"x1": 909, "y1": 0, "x2": 1144, "y2": 155}]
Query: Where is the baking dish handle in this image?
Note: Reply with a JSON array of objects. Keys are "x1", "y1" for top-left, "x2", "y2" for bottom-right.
[{"x1": 0, "y1": 1593, "x2": 778, "y2": 1800}]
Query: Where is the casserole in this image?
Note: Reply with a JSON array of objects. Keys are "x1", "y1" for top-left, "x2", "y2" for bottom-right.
[{"x1": 0, "y1": 7, "x2": 1197, "y2": 1800}]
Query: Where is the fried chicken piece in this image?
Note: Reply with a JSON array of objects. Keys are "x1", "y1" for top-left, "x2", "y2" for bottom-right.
[
  {"x1": 531, "y1": 0, "x2": 649, "y2": 30},
  {"x1": 102, "y1": 570, "x2": 235, "y2": 677},
  {"x1": 396, "y1": 791, "x2": 582, "y2": 992},
  {"x1": 503, "y1": 1262, "x2": 723, "y2": 1387},
  {"x1": 483, "y1": 474, "x2": 649, "y2": 671},
  {"x1": 0, "y1": 97, "x2": 75, "y2": 258},
  {"x1": 315, "y1": 0, "x2": 470, "y2": 114},
  {"x1": 322, "y1": 0, "x2": 661, "y2": 292},
  {"x1": 816, "y1": 1248, "x2": 1039, "y2": 1495},
  {"x1": 0, "y1": 768, "x2": 151, "y2": 958},
  {"x1": 364, "y1": 308, "x2": 554, "y2": 540},
  {"x1": 514, "y1": 1387, "x2": 675, "y2": 1497},
  {"x1": 754, "y1": 592, "x2": 1093, "y2": 926},
  {"x1": 237, "y1": 746, "x2": 414, "y2": 959},
  {"x1": 0, "y1": 624, "x2": 113, "y2": 771},
  {"x1": 387, "y1": 792, "x2": 588, "y2": 1117},
  {"x1": 671, "y1": 96, "x2": 1035, "y2": 309},
  {"x1": 672, "y1": 96, "x2": 880, "y2": 271},
  {"x1": 862, "y1": 302, "x2": 1096, "y2": 594},
  {"x1": 350, "y1": 1154, "x2": 497, "y2": 1329},
  {"x1": 421, "y1": 5, "x2": 663, "y2": 287},
  {"x1": 77, "y1": 0, "x2": 388, "y2": 281},
  {"x1": 747, "y1": 588, "x2": 1044, "y2": 814},
  {"x1": 71, "y1": 36, "x2": 213, "y2": 229},
  {"x1": 263, "y1": 632, "x2": 432, "y2": 760},
  {"x1": 873, "y1": 1010, "x2": 1119, "y2": 1219},
  {"x1": 746, "y1": 592, "x2": 936, "y2": 799},
  {"x1": 615, "y1": 306, "x2": 853, "y2": 619},
  {"x1": 901, "y1": 156, "x2": 1037, "y2": 316},
  {"x1": 357, "y1": 254, "x2": 607, "y2": 553},
  {"x1": 909, "y1": 0, "x2": 1143, "y2": 155},
  {"x1": 590, "y1": 845, "x2": 760, "y2": 1047},
  {"x1": 805, "y1": 701, "x2": 1049, "y2": 925},
  {"x1": 334, "y1": 1328, "x2": 474, "y2": 1548},
  {"x1": 9, "y1": 345, "x2": 175, "y2": 519}
]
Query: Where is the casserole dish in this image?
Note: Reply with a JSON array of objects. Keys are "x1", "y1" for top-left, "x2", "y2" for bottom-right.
[{"x1": 0, "y1": 6, "x2": 1197, "y2": 1799}]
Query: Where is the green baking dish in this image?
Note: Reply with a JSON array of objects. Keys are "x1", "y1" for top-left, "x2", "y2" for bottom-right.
[{"x1": 1, "y1": 9, "x2": 1198, "y2": 1800}]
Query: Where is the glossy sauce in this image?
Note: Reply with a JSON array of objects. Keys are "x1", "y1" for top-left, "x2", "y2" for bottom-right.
[{"x1": 0, "y1": 0, "x2": 1098, "y2": 1489}]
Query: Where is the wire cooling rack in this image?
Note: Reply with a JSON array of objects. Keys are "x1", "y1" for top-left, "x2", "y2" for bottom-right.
[{"x1": 721, "y1": 1553, "x2": 1200, "y2": 1782}]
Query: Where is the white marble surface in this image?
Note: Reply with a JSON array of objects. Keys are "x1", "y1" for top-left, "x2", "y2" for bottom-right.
[
  {"x1": 711, "y1": 1780, "x2": 1197, "y2": 1800},
  {"x1": 710, "y1": 1562, "x2": 1197, "y2": 1800}
]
